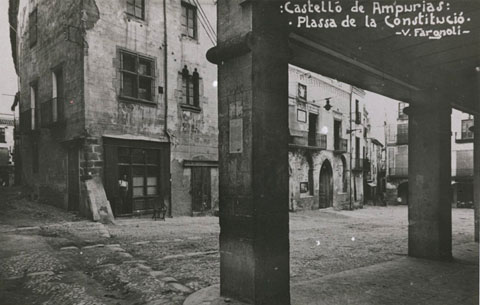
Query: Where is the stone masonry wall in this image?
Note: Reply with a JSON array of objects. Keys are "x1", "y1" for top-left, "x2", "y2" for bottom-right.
[{"x1": 16, "y1": 0, "x2": 85, "y2": 208}]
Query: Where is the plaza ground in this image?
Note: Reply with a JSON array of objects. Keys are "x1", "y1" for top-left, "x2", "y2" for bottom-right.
[{"x1": 0, "y1": 187, "x2": 477, "y2": 304}]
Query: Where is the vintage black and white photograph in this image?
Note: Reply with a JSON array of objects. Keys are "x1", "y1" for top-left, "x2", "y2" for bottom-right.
[{"x1": 0, "y1": 0, "x2": 479, "y2": 304}]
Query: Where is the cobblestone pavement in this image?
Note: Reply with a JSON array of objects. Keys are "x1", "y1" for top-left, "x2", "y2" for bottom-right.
[{"x1": 0, "y1": 187, "x2": 476, "y2": 304}]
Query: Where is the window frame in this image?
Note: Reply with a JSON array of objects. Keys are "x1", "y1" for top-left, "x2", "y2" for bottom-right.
[
  {"x1": 52, "y1": 67, "x2": 64, "y2": 122},
  {"x1": 126, "y1": 0, "x2": 146, "y2": 20},
  {"x1": 29, "y1": 8, "x2": 38, "y2": 47},
  {"x1": 117, "y1": 147, "x2": 160, "y2": 199},
  {"x1": 119, "y1": 49, "x2": 156, "y2": 104},
  {"x1": 0, "y1": 128, "x2": 5, "y2": 143},
  {"x1": 297, "y1": 83, "x2": 307, "y2": 100},
  {"x1": 180, "y1": 66, "x2": 201, "y2": 111},
  {"x1": 181, "y1": 2, "x2": 198, "y2": 39}
]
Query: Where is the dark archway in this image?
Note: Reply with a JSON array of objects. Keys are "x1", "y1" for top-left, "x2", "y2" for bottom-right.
[{"x1": 319, "y1": 159, "x2": 333, "y2": 209}]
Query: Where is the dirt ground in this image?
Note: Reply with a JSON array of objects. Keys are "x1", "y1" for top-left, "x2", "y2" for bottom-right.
[{"x1": 0, "y1": 187, "x2": 475, "y2": 305}]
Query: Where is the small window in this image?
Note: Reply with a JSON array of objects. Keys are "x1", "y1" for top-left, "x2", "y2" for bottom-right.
[
  {"x1": 181, "y1": 2, "x2": 197, "y2": 39},
  {"x1": 126, "y1": 0, "x2": 145, "y2": 20},
  {"x1": 0, "y1": 128, "x2": 5, "y2": 143},
  {"x1": 181, "y1": 66, "x2": 200, "y2": 108},
  {"x1": 29, "y1": 9, "x2": 38, "y2": 47},
  {"x1": 120, "y1": 50, "x2": 155, "y2": 102}
]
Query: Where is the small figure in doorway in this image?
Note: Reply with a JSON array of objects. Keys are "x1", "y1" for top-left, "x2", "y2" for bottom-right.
[{"x1": 118, "y1": 174, "x2": 129, "y2": 214}]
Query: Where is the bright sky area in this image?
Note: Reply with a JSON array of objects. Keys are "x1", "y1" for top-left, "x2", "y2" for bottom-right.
[{"x1": 0, "y1": 1, "x2": 17, "y2": 116}]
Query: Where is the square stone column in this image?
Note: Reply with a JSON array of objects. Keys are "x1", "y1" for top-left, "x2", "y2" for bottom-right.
[
  {"x1": 474, "y1": 114, "x2": 479, "y2": 242},
  {"x1": 209, "y1": 1, "x2": 290, "y2": 304},
  {"x1": 408, "y1": 99, "x2": 452, "y2": 260}
]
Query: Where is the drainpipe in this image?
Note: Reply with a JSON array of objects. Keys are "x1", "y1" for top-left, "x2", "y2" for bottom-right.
[
  {"x1": 163, "y1": 0, "x2": 172, "y2": 217},
  {"x1": 349, "y1": 91, "x2": 353, "y2": 210}
]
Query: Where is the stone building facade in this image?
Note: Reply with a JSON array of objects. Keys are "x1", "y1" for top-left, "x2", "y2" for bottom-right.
[
  {"x1": 386, "y1": 104, "x2": 475, "y2": 207},
  {"x1": 10, "y1": 0, "x2": 218, "y2": 219},
  {"x1": 288, "y1": 65, "x2": 368, "y2": 211},
  {"x1": 0, "y1": 114, "x2": 15, "y2": 186}
]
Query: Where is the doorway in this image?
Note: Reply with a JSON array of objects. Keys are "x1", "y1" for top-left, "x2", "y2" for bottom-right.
[
  {"x1": 319, "y1": 159, "x2": 333, "y2": 209},
  {"x1": 191, "y1": 167, "x2": 212, "y2": 213},
  {"x1": 67, "y1": 146, "x2": 80, "y2": 211}
]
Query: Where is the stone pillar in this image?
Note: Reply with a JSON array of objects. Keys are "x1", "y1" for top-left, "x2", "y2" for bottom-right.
[
  {"x1": 408, "y1": 98, "x2": 452, "y2": 260},
  {"x1": 208, "y1": 1, "x2": 290, "y2": 304},
  {"x1": 474, "y1": 114, "x2": 479, "y2": 242}
]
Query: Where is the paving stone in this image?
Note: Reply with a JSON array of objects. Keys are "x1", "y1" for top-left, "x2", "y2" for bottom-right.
[
  {"x1": 97, "y1": 263, "x2": 116, "y2": 268},
  {"x1": 150, "y1": 270, "x2": 167, "y2": 278},
  {"x1": 161, "y1": 276, "x2": 178, "y2": 283},
  {"x1": 160, "y1": 254, "x2": 186, "y2": 260},
  {"x1": 82, "y1": 244, "x2": 105, "y2": 249},
  {"x1": 105, "y1": 244, "x2": 121, "y2": 248},
  {"x1": 27, "y1": 271, "x2": 55, "y2": 277},
  {"x1": 118, "y1": 252, "x2": 133, "y2": 258},
  {"x1": 60, "y1": 246, "x2": 79, "y2": 251},
  {"x1": 122, "y1": 260, "x2": 147, "y2": 265},
  {"x1": 169, "y1": 282, "x2": 193, "y2": 293},
  {"x1": 187, "y1": 236, "x2": 202, "y2": 240},
  {"x1": 132, "y1": 241, "x2": 150, "y2": 245},
  {"x1": 137, "y1": 263, "x2": 152, "y2": 271}
]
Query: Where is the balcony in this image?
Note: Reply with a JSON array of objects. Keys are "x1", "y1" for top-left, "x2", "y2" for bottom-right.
[
  {"x1": 455, "y1": 131, "x2": 474, "y2": 144},
  {"x1": 334, "y1": 138, "x2": 348, "y2": 153},
  {"x1": 352, "y1": 158, "x2": 367, "y2": 171},
  {"x1": 289, "y1": 133, "x2": 327, "y2": 151},
  {"x1": 389, "y1": 167, "x2": 408, "y2": 177}
]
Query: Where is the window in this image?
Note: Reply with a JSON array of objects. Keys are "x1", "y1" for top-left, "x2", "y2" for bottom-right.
[
  {"x1": 118, "y1": 147, "x2": 159, "y2": 198},
  {"x1": 29, "y1": 8, "x2": 37, "y2": 47},
  {"x1": 297, "y1": 83, "x2": 307, "y2": 100},
  {"x1": 120, "y1": 50, "x2": 155, "y2": 102},
  {"x1": 398, "y1": 102, "x2": 408, "y2": 119},
  {"x1": 126, "y1": 0, "x2": 145, "y2": 20},
  {"x1": 461, "y1": 119, "x2": 474, "y2": 140},
  {"x1": 308, "y1": 113, "x2": 317, "y2": 146},
  {"x1": 30, "y1": 84, "x2": 38, "y2": 130},
  {"x1": 181, "y1": 66, "x2": 200, "y2": 108},
  {"x1": 52, "y1": 69, "x2": 64, "y2": 122},
  {"x1": 181, "y1": 2, "x2": 197, "y2": 39},
  {"x1": 0, "y1": 128, "x2": 5, "y2": 143},
  {"x1": 355, "y1": 99, "x2": 361, "y2": 124}
]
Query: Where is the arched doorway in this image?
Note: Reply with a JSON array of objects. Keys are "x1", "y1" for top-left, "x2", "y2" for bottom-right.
[{"x1": 319, "y1": 159, "x2": 333, "y2": 208}]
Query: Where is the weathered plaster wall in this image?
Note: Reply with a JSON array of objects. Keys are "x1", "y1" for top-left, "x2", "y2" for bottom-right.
[{"x1": 83, "y1": 0, "x2": 218, "y2": 216}]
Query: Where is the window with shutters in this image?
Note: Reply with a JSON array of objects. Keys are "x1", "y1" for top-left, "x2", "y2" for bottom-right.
[
  {"x1": 120, "y1": 50, "x2": 155, "y2": 103},
  {"x1": 126, "y1": 0, "x2": 145, "y2": 20},
  {"x1": 181, "y1": 2, "x2": 197, "y2": 39}
]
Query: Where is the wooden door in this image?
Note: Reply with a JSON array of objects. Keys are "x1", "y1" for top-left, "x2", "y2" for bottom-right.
[
  {"x1": 67, "y1": 147, "x2": 80, "y2": 211},
  {"x1": 319, "y1": 161, "x2": 333, "y2": 209},
  {"x1": 191, "y1": 167, "x2": 211, "y2": 212}
]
